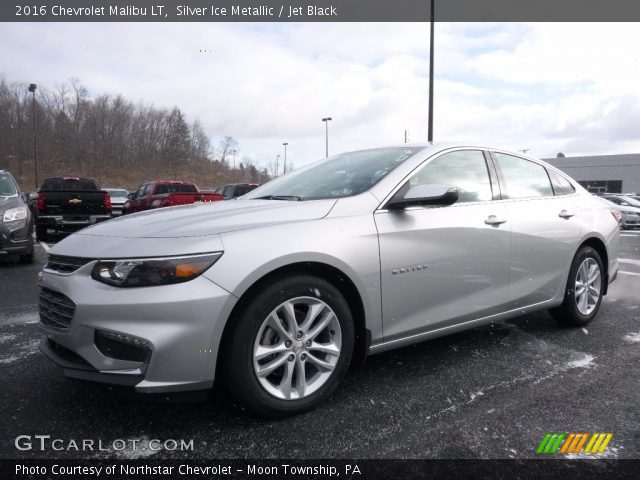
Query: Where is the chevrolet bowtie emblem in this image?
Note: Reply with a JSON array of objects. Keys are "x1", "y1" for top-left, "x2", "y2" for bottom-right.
[{"x1": 68, "y1": 198, "x2": 82, "y2": 204}]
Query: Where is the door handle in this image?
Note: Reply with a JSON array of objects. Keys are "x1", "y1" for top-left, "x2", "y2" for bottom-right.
[
  {"x1": 558, "y1": 209, "x2": 575, "y2": 219},
  {"x1": 484, "y1": 215, "x2": 507, "y2": 226}
]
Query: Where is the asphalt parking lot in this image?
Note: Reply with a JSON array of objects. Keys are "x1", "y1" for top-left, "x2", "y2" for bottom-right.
[{"x1": 0, "y1": 233, "x2": 639, "y2": 460}]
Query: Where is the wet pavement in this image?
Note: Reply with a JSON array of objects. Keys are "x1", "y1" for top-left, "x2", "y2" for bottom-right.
[{"x1": 0, "y1": 233, "x2": 639, "y2": 459}]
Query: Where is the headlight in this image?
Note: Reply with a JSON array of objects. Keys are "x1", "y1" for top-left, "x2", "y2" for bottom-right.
[
  {"x1": 91, "y1": 252, "x2": 222, "y2": 287},
  {"x1": 3, "y1": 206, "x2": 28, "y2": 222}
]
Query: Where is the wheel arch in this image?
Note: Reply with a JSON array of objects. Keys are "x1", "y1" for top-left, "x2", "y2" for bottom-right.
[{"x1": 215, "y1": 261, "x2": 371, "y2": 380}]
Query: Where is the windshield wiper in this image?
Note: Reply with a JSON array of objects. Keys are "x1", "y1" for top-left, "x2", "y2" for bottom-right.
[{"x1": 253, "y1": 195, "x2": 303, "y2": 201}]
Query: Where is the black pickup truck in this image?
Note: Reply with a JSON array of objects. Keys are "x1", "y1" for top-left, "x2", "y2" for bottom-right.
[{"x1": 34, "y1": 177, "x2": 111, "y2": 241}]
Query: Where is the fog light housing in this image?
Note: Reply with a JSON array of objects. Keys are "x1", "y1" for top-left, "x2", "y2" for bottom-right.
[{"x1": 94, "y1": 330, "x2": 151, "y2": 363}]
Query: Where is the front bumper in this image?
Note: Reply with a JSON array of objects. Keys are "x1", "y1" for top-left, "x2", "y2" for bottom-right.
[
  {"x1": 38, "y1": 261, "x2": 237, "y2": 393},
  {"x1": 0, "y1": 219, "x2": 32, "y2": 255},
  {"x1": 621, "y1": 213, "x2": 640, "y2": 228},
  {"x1": 37, "y1": 215, "x2": 111, "y2": 231}
]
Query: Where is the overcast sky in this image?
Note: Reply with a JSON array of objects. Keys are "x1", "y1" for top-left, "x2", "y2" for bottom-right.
[{"x1": 2, "y1": 22, "x2": 640, "y2": 169}]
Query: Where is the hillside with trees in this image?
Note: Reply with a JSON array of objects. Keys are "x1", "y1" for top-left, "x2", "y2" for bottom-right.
[{"x1": 0, "y1": 78, "x2": 271, "y2": 191}]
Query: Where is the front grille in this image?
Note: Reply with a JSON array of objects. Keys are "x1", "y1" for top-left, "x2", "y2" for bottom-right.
[
  {"x1": 45, "y1": 254, "x2": 93, "y2": 274},
  {"x1": 39, "y1": 288, "x2": 76, "y2": 330}
]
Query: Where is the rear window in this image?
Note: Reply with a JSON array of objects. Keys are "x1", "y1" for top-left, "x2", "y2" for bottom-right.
[
  {"x1": 105, "y1": 189, "x2": 129, "y2": 197},
  {"x1": 41, "y1": 178, "x2": 99, "y2": 191},
  {"x1": 0, "y1": 174, "x2": 18, "y2": 196},
  {"x1": 155, "y1": 183, "x2": 198, "y2": 194},
  {"x1": 547, "y1": 169, "x2": 576, "y2": 196}
]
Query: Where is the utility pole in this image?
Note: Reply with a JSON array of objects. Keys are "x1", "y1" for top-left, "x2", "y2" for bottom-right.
[
  {"x1": 322, "y1": 117, "x2": 332, "y2": 158},
  {"x1": 428, "y1": 0, "x2": 435, "y2": 143},
  {"x1": 404, "y1": 130, "x2": 408, "y2": 143},
  {"x1": 520, "y1": 148, "x2": 530, "y2": 154},
  {"x1": 28, "y1": 83, "x2": 38, "y2": 188},
  {"x1": 282, "y1": 142, "x2": 288, "y2": 173}
]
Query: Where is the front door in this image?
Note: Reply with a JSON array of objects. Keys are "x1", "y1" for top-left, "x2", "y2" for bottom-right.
[{"x1": 375, "y1": 149, "x2": 512, "y2": 342}]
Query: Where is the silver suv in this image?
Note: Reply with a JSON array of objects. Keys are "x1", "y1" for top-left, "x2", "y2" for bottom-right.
[{"x1": 39, "y1": 144, "x2": 620, "y2": 416}]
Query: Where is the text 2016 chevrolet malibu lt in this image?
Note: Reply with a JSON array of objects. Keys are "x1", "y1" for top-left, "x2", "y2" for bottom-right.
[{"x1": 39, "y1": 144, "x2": 620, "y2": 416}]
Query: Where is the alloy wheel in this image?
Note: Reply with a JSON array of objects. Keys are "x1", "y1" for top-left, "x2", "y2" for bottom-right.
[
  {"x1": 253, "y1": 296, "x2": 342, "y2": 400},
  {"x1": 574, "y1": 257, "x2": 601, "y2": 315}
]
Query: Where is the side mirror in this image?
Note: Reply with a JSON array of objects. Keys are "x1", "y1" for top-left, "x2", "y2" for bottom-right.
[
  {"x1": 127, "y1": 193, "x2": 134, "y2": 199},
  {"x1": 387, "y1": 184, "x2": 459, "y2": 210},
  {"x1": 28, "y1": 192, "x2": 39, "y2": 201}
]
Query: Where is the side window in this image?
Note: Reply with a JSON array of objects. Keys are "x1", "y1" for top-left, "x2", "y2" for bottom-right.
[
  {"x1": 547, "y1": 169, "x2": 576, "y2": 196},
  {"x1": 493, "y1": 153, "x2": 553, "y2": 199},
  {"x1": 407, "y1": 150, "x2": 493, "y2": 203},
  {"x1": 135, "y1": 185, "x2": 145, "y2": 198}
]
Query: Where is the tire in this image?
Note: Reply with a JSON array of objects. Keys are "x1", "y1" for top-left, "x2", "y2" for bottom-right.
[
  {"x1": 550, "y1": 246, "x2": 604, "y2": 327},
  {"x1": 224, "y1": 274, "x2": 355, "y2": 417},
  {"x1": 35, "y1": 225, "x2": 47, "y2": 242}
]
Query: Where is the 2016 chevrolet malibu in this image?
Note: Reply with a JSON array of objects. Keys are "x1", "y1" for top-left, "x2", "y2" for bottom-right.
[{"x1": 39, "y1": 143, "x2": 620, "y2": 416}]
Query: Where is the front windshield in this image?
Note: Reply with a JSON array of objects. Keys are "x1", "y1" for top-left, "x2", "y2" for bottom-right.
[
  {"x1": 0, "y1": 174, "x2": 18, "y2": 196},
  {"x1": 244, "y1": 147, "x2": 422, "y2": 200}
]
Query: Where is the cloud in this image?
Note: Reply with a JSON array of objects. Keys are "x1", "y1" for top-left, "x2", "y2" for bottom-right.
[{"x1": 2, "y1": 21, "x2": 640, "y2": 168}]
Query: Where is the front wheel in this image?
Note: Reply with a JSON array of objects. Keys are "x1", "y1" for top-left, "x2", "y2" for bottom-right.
[
  {"x1": 224, "y1": 275, "x2": 354, "y2": 417},
  {"x1": 550, "y1": 246, "x2": 604, "y2": 326}
]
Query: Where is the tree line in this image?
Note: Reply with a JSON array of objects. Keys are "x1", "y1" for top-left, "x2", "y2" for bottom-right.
[{"x1": 0, "y1": 78, "x2": 272, "y2": 191}]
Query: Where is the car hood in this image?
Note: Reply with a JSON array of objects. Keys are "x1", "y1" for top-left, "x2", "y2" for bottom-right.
[
  {"x1": 73, "y1": 199, "x2": 337, "y2": 238},
  {"x1": 0, "y1": 195, "x2": 22, "y2": 212}
]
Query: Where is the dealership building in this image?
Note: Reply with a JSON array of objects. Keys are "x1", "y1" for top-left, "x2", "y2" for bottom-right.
[{"x1": 544, "y1": 153, "x2": 640, "y2": 194}]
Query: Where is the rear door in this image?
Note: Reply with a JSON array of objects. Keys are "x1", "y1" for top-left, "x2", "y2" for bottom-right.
[
  {"x1": 490, "y1": 152, "x2": 583, "y2": 307},
  {"x1": 375, "y1": 149, "x2": 512, "y2": 341}
]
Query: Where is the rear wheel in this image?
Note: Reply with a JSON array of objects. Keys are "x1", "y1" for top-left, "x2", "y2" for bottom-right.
[
  {"x1": 550, "y1": 246, "x2": 604, "y2": 326},
  {"x1": 224, "y1": 275, "x2": 354, "y2": 417}
]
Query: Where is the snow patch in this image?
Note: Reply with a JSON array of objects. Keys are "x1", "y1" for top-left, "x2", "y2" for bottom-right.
[
  {"x1": 566, "y1": 354, "x2": 595, "y2": 369},
  {"x1": 623, "y1": 332, "x2": 640, "y2": 343},
  {"x1": 112, "y1": 436, "x2": 161, "y2": 459},
  {"x1": 0, "y1": 333, "x2": 17, "y2": 344},
  {"x1": 0, "y1": 339, "x2": 40, "y2": 365}
]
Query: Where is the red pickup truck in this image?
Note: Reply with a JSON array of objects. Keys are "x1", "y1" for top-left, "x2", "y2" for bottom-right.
[{"x1": 122, "y1": 180, "x2": 222, "y2": 214}]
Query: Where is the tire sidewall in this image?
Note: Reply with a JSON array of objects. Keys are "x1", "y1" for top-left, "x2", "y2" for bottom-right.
[{"x1": 226, "y1": 274, "x2": 355, "y2": 416}]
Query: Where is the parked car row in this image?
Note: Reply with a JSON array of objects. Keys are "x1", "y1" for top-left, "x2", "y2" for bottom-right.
[
  {"x1": 596, "y1": 194, "x2": 640, "y2": 229},
  {"x1": 1, "y1": 172, "x2": 263, "y2": 244},
  {"x1": 0, "y1": 169, "x2": 34, "y2": 263}
]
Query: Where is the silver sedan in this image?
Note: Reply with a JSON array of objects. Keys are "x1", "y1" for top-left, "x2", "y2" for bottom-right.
[{"x1": 38, "y1": 143, "x2": 620, "y2": 416}]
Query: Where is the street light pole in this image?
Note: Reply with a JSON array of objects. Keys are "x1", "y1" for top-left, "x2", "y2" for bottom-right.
[
  {"x1": 28, "y1": 83, "x2": 38, "y2": 189},
  {"x1": 276, "y1": 154, "x2": 280, "y2": 176},
  {"x1": 322, "y1": 117, "x2": 332, "y2": 158},
  {"x1": 428, "y1": 0, "x2": 435, "y2": 143},
  {"x1": 282, "y1": 142, "x2": 288, "y2": 174}
]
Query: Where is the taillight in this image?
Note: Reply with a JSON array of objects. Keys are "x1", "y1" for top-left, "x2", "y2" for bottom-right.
[
  {"x1": 104, "y1": 192, "x2": 112, "y2": 212},
  {"x1": 36, "y1": 193, "x2": 45, "y2": 212},
  {"x1": 610, "y1": 209, "x2": 622, "y2": 225}
]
